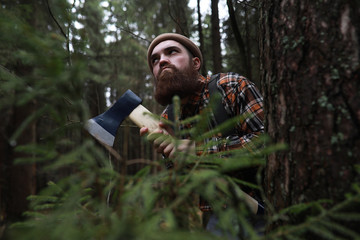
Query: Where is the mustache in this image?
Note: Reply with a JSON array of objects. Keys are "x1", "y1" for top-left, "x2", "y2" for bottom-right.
[{"x1": 157, "y1": 64, "x2": 176, "y2": 79}]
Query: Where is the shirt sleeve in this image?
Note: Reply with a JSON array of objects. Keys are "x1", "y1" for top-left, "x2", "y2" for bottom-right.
[{"x1": 217, "y1": 73, "x2": 264, "y2": 151}]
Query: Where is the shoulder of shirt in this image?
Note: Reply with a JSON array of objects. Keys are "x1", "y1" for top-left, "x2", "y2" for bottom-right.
[{"x1": 212, "y1": 72, "x2": 250, "y2": 87}]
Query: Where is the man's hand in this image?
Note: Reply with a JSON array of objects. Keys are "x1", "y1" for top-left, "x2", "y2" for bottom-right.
[{"x1": 140, "y1": 122, "x2": 195, "y2": 159}]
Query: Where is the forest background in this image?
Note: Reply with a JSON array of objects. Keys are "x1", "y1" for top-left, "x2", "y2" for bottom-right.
[{"x1": 0, "y1": 0, "x2": 359, "y2": 239}]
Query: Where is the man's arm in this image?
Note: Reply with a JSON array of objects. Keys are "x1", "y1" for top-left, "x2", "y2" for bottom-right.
[{"x1": 218, "y1": 74, "x2": 264, "y2": 151}]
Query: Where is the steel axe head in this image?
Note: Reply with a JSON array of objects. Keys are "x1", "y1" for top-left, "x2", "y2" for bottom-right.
[{"x1": 86, "y1": 89, "x2": 142, "y2": 147}]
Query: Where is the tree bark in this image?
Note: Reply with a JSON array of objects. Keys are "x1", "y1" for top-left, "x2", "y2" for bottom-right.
[{"x1": 260, "y1": 0, "x2": 360, "y2": 223}]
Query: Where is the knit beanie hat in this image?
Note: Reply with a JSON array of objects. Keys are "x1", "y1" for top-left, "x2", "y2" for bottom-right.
[{"x1": 147, "y1": 33, "x2": 203, "y2": 72}]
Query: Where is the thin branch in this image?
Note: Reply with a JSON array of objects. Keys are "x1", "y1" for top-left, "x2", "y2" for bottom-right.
[
  {"x1": 44, "y1": 0, "x2": 67, "y2": 39},
  {"x1": 107, "y1": 9, "x2": 150, "y2": 43},
  {"x1": 167, "y1": 0, "x2": 187, "y2": 36},
  {"x1": 97, "y1": 139, "x2": 123, "y2": 161},
  {"x1": 117, "y1": 26, "x2": 150, "y2": 43},
  {"x1": 236, "y1": 0, "x2": 258, "y2": 9}
]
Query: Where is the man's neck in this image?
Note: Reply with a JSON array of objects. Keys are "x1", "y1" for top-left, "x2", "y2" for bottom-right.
[{"x1": 181, "y1": 75, "x2": 205, "y2": 106}]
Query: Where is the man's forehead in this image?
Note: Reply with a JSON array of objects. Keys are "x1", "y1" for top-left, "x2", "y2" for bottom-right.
[{"x1": 151, "y1": 40, "x2": 184, "y2": 55}]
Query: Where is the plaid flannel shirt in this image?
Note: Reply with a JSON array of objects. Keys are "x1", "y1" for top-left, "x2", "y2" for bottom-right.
[{"x1": 161, "y1": 72, "x2": 264, "y2": 211}]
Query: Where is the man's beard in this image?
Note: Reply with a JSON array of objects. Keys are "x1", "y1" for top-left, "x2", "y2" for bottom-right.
[{"x1": 154, "y1": 64, "x2": 201, "y2": 106}]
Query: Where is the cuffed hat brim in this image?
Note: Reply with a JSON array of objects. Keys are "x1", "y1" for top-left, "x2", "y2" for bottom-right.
[{"x1": 147, "y1": 33, "x2": 203, "y2": 73}]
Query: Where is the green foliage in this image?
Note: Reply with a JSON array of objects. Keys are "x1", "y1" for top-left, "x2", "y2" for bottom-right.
[
  {"x1": 267, "y1": 185, "x2": 360, "y2": 239},
  {"x1": 7, "y1": 106, "x2": 268, "y2": 239},
  {"x1": 1, "y1": 1, "x2": 359, "y2": 240},
  {"x1": 8, "y1": 96, "x2": 360, "y2": 239}
]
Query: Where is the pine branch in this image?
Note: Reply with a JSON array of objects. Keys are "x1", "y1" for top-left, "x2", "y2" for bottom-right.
[{"x1": 267, "y1": 193, "x2": 360, "y2": 239}]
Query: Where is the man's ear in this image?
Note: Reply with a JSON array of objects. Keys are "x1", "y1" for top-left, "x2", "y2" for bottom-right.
[{"x1": 192, "y1": 57, "x2": 201, "y2": 71}]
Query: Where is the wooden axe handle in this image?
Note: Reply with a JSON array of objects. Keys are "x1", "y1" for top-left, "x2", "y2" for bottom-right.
[{"x1": 128, "y1": 104, "x2": 160, "y2": 132}]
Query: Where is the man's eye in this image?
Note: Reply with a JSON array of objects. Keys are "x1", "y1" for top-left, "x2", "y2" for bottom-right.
[
  {"x1": 169, "y1": 49, "x2": 177, "y2": 54},
  {"x1": 152, "y1": 58, "x2": 159, "y2": 65}
]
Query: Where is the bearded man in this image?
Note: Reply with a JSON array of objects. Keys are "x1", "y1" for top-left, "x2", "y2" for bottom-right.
[{"x1": 140, "y1": 33, "x2": 265, "y2": 236}]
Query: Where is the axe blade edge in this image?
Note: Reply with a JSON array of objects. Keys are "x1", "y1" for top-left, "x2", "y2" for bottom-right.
[{"x1": 86, "y1": 119, "x2": 115, "y2": 147}]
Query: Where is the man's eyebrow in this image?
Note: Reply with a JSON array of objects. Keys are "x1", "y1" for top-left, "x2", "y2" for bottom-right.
[
  {"x1": 150, "y1": 52, "x2": 159, "y2": 60},
  {"x1": 165, "y1": 46, "x2": 181, "y2": 52},
  {"x1": 151, "y1": 45, "x2": 182, "y2": 59}
]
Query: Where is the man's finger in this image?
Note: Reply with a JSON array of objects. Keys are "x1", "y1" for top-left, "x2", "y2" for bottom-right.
[
  {"x1": 139, "y1": 127, "x2": 149, "y2": 136},
  {"x1": 163, "y1": 143, "x2": 175, "y2": 158}
]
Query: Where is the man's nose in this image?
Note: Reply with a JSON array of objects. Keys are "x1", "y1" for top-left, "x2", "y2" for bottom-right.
[{"x1": 159, "y1": 56, "x2": 170, "y2": 68}]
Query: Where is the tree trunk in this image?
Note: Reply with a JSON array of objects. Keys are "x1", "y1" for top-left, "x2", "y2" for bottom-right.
[
  {"x1": 0, "y1": 0, "x2": 41, "y2": 221},
  {"x1": 197, "y1": 0, "x2": 207, "y2": 75},
  {"x1": 211, "y1": 0, "x2": 222, "y2": 73},
  {"x1": 0, "y1": 101, "x2": 36, "y2": 222},
  {"x1": 0, "y1": 69, "x2": 37, "y2": 223},
  {"x1": 227, "y1": 0, "x2": 249, "y2": 78},
  {"x1": 244, "y1": 6, "x2": 252, "y2": 81},
  {"x1": 260, "y1": 0, "x2": 360, "y2": 224},
  {"x1": 6, "y1": 102, "x2": 37, "y2": 221}
]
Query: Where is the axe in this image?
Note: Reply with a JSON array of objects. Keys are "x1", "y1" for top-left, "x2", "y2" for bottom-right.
[{"x1": 85, "y1": 89, "x2": 160, "y2": 147}]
